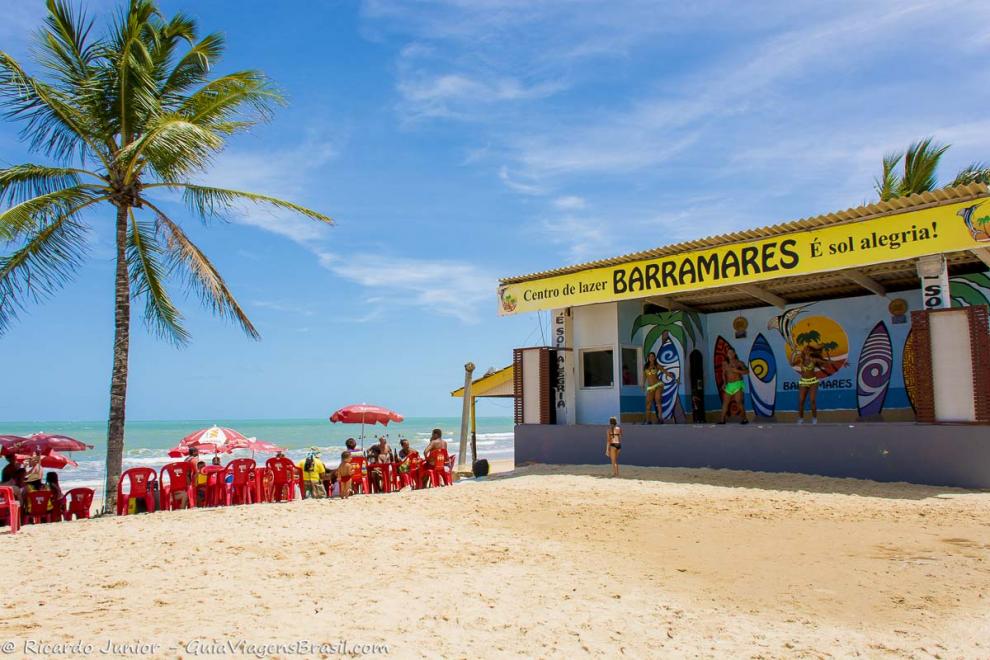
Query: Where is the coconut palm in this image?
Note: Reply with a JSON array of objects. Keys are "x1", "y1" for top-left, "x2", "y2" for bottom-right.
[
  {"x1": 0, "y1": 0, "x2": 332, "y2": 512},
  {"x1": 874, "y1": 138, "x2": 949, "y2": 201},
  {"x1": 874, "y1": 138, "x2": 990, "y2": 201},
  {"x1": 631, "y1": 309, "x2": 703, "y2": 355}
]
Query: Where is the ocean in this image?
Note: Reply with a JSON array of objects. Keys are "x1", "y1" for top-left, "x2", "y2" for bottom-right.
[{"x1": 2, "y1": 417, "x2": 514, "y2": 498}]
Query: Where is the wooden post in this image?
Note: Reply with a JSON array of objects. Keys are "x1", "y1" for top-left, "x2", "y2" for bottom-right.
[
  {"x1": 470, "y1": 396, "x2": 477, "y2": 465},
  {"x1": 458, "y1": 362, "x2": 475, "y2": 469}
]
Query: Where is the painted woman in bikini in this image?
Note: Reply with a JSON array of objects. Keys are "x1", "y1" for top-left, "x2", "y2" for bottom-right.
[
  {"x1": 792, "y1": 345, "x2": 827, "y2": 424},
  {"x1": 643, "y1": 351, "x2": 670, "y2": 424},
  {"x1": 718, "y1": 347, "x2": 750, "y2": 424}
]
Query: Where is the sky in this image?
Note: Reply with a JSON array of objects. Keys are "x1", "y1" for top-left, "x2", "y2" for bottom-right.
[{"x1": 2, "y1": 0, "x2": 990, "y2": 422}]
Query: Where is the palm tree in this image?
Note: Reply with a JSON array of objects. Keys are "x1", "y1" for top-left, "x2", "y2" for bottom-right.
[
  {"x1": 0, "y1": 0, "x2": 332, "y2": 512},
  {"x1": 874, "y1": 138, "x2": 989, "y2": 201},
  {"x1": 873, "y1": 138, "x2": 949, "y2": 201}
]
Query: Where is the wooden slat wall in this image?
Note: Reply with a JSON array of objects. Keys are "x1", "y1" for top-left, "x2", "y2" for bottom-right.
[{"x1": 512, "y1": 349, "x2": 524, "y2": 425}]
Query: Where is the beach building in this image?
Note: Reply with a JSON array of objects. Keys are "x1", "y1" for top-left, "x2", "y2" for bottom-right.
[{"x1": 499, "y1": 184, "x2": 990, "y2": 487}]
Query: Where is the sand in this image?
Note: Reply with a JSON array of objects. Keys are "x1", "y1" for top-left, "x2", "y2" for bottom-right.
[{"x1": 2, "y1": 463, "x2": 989, "y2": 658}]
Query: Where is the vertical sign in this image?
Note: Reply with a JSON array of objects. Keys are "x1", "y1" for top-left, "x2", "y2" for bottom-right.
[
  {"x1": 552, "y1": 308, "x2": 576, "y2": 425},
  {"x1": 917, "y1": 255, "x2": 950, "y2": 310}
]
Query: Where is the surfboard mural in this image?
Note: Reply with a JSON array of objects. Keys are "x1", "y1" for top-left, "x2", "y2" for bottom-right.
[
  {"x1": 856, "y1": 321, "x2": 893, "y2": 418},
  {"x1": 713, "y1": 335, "x2": 744, "y2": 418},
  {"x1": 657, "y1": 336, "x2": 681, "y2": 421},
  {"x1": 747, "y1": 332, "x2": 777, "y2": 418}
]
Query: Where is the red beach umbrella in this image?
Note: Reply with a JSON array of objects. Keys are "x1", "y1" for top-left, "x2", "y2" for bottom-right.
[
  {"x1": 224, "y1": 437, "x2": 285, "y2": 454},
  {"x1": 180, "y1": 426, "x2": 247, "y2": 448},
  {"x1": 330, "y1": 404, "x2": 404, "y2": 449},
  {"x1": 15, "y1": 451, "x2": 78, "y2": 469},
  {"x1": 0, "y1": 435, "x2": 26, "y2": 453},
  {"x1": 8, "y1": 433, "x2": 91, "y2": 454},
  {"x1": 329, "y1": 404, "x2": 404, "y2": 426}
]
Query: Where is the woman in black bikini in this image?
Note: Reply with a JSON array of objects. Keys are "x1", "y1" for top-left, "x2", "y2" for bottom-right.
[{"x1": 605, "y1": 416, "x2": 622, "y2": 477}]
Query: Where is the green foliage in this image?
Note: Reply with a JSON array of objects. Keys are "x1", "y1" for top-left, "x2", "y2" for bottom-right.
[
  {"x1": 873, "y1": 138, "x2": 988, "y2": 201},
  {"x1": 0, "y1": 0, "x2": 331, "y2": 338},
  {"x1": 632, "y1": 309, "x2": 703, "y2": 356}
]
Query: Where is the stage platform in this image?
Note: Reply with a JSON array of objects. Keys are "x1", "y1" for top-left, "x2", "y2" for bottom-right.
[{"x1": 514, "y1": 422, "x2": 990, "y2": 489}]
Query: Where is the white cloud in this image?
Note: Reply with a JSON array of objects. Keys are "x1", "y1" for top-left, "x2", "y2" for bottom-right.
[
  {"x1": 320, "y1": 252, "x2": 495, "y2": 323},
  {"x1": 497, "y1": 166, "x2": 544, "y2": 195},
  {"x1": 536, "y1": 215, "x2": 613, "y2": 263},
  {"x1": 553, "y1": 196, "x2": 586, "y2": 210}
]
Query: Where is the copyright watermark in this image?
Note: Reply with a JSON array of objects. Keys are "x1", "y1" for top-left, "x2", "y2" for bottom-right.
[{"x1": 1, "y1": 639, "x2": 389, "y2": 657}]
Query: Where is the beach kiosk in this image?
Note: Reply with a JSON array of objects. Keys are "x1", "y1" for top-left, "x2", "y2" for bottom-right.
[{"x1": 498, "y1": 184, "x2": 990, "y2": 488}]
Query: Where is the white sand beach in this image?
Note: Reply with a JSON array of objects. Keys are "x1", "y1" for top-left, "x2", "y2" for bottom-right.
[{"x1": 2, "y1": 464, "x2": 989, "y2": 658}]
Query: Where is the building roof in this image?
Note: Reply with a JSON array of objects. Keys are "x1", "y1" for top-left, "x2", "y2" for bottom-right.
[
  {"x1": 451, "y1": 365, "x2": 514, "y2": 398},
  {"x1": 500, "y1": 183, "x2": 990, "y2": 285}
]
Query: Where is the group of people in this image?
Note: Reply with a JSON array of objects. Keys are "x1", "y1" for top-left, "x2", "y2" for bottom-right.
[
  {"x1": 607, "y1": 344, "x2": 830, "y2": 476},
  {"x1": 291, "y1": 428, "x2": 450, "y2": 499},
  {"x1": 640, "y1": 343, "x2": 827, "y2": 426},
  {"x1": 1, "y1": 452, "x2": 64, "y2": 515}
]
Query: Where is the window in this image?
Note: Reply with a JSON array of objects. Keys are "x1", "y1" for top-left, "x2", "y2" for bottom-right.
[
  {"x1": 621, "y1": 347, "x2": 640, "y2": 386},
  {"x1": 582, "y1": 349, "x2": 614, "y2": 388}
]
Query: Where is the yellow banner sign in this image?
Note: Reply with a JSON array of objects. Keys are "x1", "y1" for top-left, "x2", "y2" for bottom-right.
[{"x1": 498, "y1": 198, "x2": 990, "y2": 315}]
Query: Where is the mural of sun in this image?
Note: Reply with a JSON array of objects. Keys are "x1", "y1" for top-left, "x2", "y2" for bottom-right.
[{"x1": 784, "y1": 315, "x2": 849, "y2": 378}]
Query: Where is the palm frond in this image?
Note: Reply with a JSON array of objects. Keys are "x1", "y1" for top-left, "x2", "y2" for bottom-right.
[
  {"x1": 161, "y1": 33, "x2": 224, "y2": 100},
  {"x1": 146, "y1": 200, "x2": 259, "y2": 339},
  {"x1": 0, "y1": 51, "x2": 109, "y2": 166},
  {"x1": 127, "y1": 209, "x2": 188, "y2": 345},
  {"x1": 179, "y1": 70, "x2": 284, "y2": 130},
  {"x1": 899, "y1": 137, "x2": 948, "y2": 197},
  {"x1": 37, "y1": 0, "x2": 98, "y2": 88},
  {"x1": 119, "y1": 114, "x2": 222, "y2": 181},
  {"x1": 0, "y1": 186, "x2": 104, "y2": 241},
  {"x1": 875, "y1": 152, "x2": 902, "y2": 201},
  {"x1": 951, "y1": 162, "x2": 990, "y2": 187},
  {"x1": 0, "y1": 212, "x2": 88, "y2": 333},
  {"x1": 0, "y1": 164, "x2": 94, "y2": 206},
  {"x1": 107, "y1": 0, "x2": 159, "y2": 143},
  {"x1": 148, "y1": 183, "x2": 333, "y2": 225}
]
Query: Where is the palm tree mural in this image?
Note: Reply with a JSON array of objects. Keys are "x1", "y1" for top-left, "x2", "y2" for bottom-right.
[
  {"x1": 950, "y1": 272, "x2": 990, "y2": 308},
  {"x1": 0, "y1": 0, "x2": 332, "y2": 512},
  {"x1": 794, "y1": 330, "x2": 822, "y2": 347},
  {"x1": 631, "y1": 310, "x2": 703, "y2": 422}
]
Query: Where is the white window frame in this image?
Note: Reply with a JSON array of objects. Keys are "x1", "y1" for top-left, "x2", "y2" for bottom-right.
[{"x1": 579, "y1": 346, "x2": 616, "y2": 390}]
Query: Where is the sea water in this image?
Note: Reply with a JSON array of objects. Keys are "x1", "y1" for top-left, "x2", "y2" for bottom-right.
[{"x1": 1, "y1": 417, "x2": 514, "y2": 498}]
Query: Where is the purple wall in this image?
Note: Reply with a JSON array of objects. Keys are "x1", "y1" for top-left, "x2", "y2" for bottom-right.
[{"x1": 515, "y1": 423, "x2": 990, "y2": 489}]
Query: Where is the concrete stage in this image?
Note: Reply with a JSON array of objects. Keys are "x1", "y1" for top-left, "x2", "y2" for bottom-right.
[{"x1": 514, "y1": 422, "x2": 990, "y2": 489}]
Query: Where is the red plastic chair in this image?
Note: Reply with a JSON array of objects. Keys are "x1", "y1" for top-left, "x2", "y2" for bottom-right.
[
  {"x1": 0, "y1": 486, "x2": 21, "y2": 533},
  {"x1": 201, "y1": 466, "x2": 226, "y2": 507},
  {"x1": 225, "y1": 458, "x2": 257, "y2": 505},
  {"x1": 25, "y1": 489, "x2": 54, "y2": 524},
  {"x1": 348, "y1": 455, "x2": 370, "y2": 494},
  {"x1": 425, "y1": 449, "x2": 452, "y2": 487},
  {"x1": 116, "y1": 467, "x2": 157, "y2": 515},
  {"x1": 62, "y1": 488, "x2": 94, "y2": 521},
  {"x1": 401, "y1": 454, "x2": 425, "y2": 490},
  {"x1": 368, "y1": 461, "x2": 397, "y2": 493},
  {"x1": 160, "y1": 462, "x2": 196, "y2": 511},
  {"x1": 266, "y1": 457, "x2": 299, "y2": 502}
]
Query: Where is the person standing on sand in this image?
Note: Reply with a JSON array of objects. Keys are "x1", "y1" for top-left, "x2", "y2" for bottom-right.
[
  {"x1": 297, "y1": 449, "x2": 327, "y2": 498},
  {"x1": 718, "y1": 347, "x2": 750, "y2": 425},
  {"x1": 605, "y1": 417, "x2": 622, "y2": 477}
]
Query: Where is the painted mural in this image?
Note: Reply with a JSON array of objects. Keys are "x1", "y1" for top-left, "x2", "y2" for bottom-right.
[
  {"x1": 631, "y1": 310, "x2": 702, "y2": 422},
  {"x1": 747, "y1": 333, "x2": 777, "y2": 418},
  {"x1": 702, "y1": 294, "x2": 913, "y2": 419},
  {"x1": 950, "y1": 272, "x2": 990, "y2": 308},
  {"x1": 902, "y1": 327, "x2": 918, "y2": 413},
  {"x1": 856, "y1": 321, "x2": 893, "y2": 419}
]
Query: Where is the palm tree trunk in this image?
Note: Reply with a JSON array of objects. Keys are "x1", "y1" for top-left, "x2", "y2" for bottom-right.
[{"x1": 104, "y1": 203, "x2": 130, "y2": 514}]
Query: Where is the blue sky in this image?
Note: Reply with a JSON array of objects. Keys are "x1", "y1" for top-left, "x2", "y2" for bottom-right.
[{"x1": 2, "y1": 0, "x2": 989, "y2": 421}]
